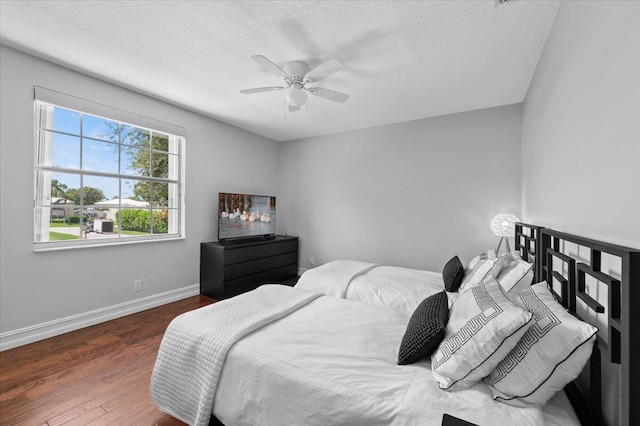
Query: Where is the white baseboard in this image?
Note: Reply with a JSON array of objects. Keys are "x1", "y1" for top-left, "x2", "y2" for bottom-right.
[{"x1": 0, "y1": 284, "x2": 199, "y2": 352}]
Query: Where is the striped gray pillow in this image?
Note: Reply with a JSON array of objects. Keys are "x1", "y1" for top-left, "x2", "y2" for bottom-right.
[
  {"x1": 458, "y1": 250, "x2": 498, "y2": 293},
  {"x1": 492, "y1": 253, "x2": 534, "y2": 302}
]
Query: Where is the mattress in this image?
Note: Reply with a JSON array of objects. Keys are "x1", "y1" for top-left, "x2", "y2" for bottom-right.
[{"x1": 212, "y1": 295, "x2": 579, "y2": 426}]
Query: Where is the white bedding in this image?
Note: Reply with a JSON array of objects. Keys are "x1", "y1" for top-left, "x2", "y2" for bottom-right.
[
  {"x1": 151, "y1": 285, "x2": 321, "y2": 426},
  {"x1": 346, "y1": 265, "x2": 459, "y2": 310},
  {"x1": 295, "y1": 260, "x2": 378, "y2": 297},
  {"x1": 297, "y1": 261, "x2": 458, "y2": 311},
  {"x1": 213, "y1": 295, "x2": 579, "y2": 426}
]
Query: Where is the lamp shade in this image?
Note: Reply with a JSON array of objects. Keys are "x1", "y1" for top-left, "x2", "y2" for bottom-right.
[
  {"x1": 286, "y1": 87, "x2": 307, "y2": 108},
  {"x1": 490, "y1": 213, "x2": 520, "y2": 237}
]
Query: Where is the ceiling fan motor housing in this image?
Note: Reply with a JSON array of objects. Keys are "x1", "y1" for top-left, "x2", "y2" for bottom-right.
[{"x1": 283, "y1": 61, "x2": 311, "y2": 82}]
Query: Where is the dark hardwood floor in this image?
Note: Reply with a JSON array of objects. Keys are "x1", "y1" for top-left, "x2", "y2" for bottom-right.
[{"x1": 0, "y1": 295, "x2": 215, "y2": 425}]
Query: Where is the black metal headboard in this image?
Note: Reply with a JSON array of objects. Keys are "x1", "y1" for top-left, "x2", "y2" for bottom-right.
[
  {"x1": 514, "y1": 222, "x2": 545, "y2": 282},
  {"x1": 537, "y1": 229, "x2": 639, "y2": 426}
]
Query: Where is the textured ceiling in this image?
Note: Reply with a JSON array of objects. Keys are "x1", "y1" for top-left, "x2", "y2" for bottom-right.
[{"x1": 0, "y1": 0, "x2": 560, "y2": 141}]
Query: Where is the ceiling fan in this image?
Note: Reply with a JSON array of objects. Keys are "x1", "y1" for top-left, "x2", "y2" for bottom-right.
[{"x1": 240, "y1": 55, "x2": 349, "y2": 112}]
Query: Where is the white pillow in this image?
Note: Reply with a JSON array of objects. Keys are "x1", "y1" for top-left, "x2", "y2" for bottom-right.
[
  {"x1": 492, "y1": 253, "x2": 534, "y2": 301},
  {"x1": 484, "y1": 282, "x2": 598, "y2": 407},
  {"x1": 507, "y1": 250, "x2": 523, "y2": 260},
  {"x1": 431, "y1": 276, "x2": 533, "y2": 391},
  {"x1": 458, "y1": 249, "x2": 498, "y2": 293},
  {"x1": 468, "y1": 249, "x2": 497, "y2": 268}
]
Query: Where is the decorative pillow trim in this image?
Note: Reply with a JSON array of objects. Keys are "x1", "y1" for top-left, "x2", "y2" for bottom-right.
[
  {"x1": 494, "y1": 259, "x2": 532, "y2": 283},
  {"x1": 459, "y1": 250, "x2": 498, "y2": 293},
  {"x1": 484, "y1": 282, "x2": 598, "y2": 406},
  {"x1": 432, "y1": 283, "x2": 503, "y2": 370},
  {"x1": 492, "y1": 256, "x2": 534, "y2": 298},
  {"x1": 431, "y1": 277, "x2": 533, "y2": 391},
  {"x1": 492, "y1": 330, "x2": 597, "y2": 402},
  {"x1": 442, "y1": 316, "x2": 533, "y2": 390}
]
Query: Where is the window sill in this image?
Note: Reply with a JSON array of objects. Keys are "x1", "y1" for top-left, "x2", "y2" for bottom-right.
[{"x1": 33, "y1": 234, "x2": 185, "y2": 252}]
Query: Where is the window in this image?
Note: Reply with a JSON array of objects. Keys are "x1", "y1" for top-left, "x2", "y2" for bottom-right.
[{"x1": 34, "y1": 87, "x2": 185, "y2": 249}]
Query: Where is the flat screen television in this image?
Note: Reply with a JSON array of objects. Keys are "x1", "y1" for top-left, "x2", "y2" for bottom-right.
[{"x1": 217, "y1": 193, "x2": 276, "y2": 242}]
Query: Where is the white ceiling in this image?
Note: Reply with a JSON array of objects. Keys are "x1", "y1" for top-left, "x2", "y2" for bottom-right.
[{"x1": 0, "y1": 0, "x2": 560, "y2": 142}]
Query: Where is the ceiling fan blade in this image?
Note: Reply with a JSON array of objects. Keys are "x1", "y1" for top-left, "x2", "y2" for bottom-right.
[
  {"x1": 288, "y1": 104, "x2": 301, "y2": 112},
  {"x1": 250, "y1": 55, "x2": 289, "y2": 79},
  {"x1": 239, "y1": 86, "x2": 285, "y2": 94},
  {"x1": 304, "y1": 58, "x2": 344, "y2": 82},
  {"x1": 306, "y1": 87, "x2": 349, "y2": 103}
]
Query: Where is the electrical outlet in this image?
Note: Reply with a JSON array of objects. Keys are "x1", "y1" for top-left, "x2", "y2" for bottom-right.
[
  {"x1": 134, "y1": 279, "x2": 142, "y2": 292},
  {"x1": 309, "y1": 257, "x2": 314, "y2": 267}
]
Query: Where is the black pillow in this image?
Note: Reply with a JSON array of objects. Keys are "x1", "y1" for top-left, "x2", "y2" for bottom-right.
[
  {"x1": 398, "y1": 291, "x2": 449, "y2": 365},
  {"x1": 442, "y1": 256, "x2": 465, "y2": 292}
]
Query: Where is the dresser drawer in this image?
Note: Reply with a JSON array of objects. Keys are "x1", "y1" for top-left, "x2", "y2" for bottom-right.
[
  {"x1": 265, "y1": 264, "x2": 299, "y2": 283},
  {"x1": 224, "y1": 244, "x2": 267, "y2": 265},
  {"x1": 267, "y1": 239, "x2": 298, "y2": 256},
  {"x1": 223, "y1": 272, "x2": 271, "y2": 298},
  {"x1": 267, "y1": 251, "x2": 298, "y2": 270},
  {"x1": 224, "y1": 258, "x2": 267, "y2": 281}
]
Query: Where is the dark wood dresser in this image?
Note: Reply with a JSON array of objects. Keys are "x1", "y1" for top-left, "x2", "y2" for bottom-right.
[{"x1": 200, "y1": 235, "x2": 299, "y2": 299}]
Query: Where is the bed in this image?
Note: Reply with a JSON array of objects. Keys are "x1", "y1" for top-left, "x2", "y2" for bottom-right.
[
  {"x1": 151, "y1": 223, "x2": 639, "y2": 426},
  {"x1": 295, "y1": 259, "x2": 458, "y2": 311}
]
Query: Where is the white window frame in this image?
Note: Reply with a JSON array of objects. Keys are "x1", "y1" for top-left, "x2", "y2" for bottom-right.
[{"x1": 33, "y1": 86, "x2": 186, "y2": 251}]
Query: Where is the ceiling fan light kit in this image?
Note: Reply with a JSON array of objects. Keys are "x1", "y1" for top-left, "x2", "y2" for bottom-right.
[
  {"x1": 285, "y1": 86, "x2": 307, "y2": 108},
  {"x1": 240, "y1": 55, "x2": 349, "y2": 117}
]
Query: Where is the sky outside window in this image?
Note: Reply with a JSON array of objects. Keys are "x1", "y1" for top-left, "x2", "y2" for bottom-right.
[{"x1": 48, "y1": 106, "x2": 168, "y2": 203}]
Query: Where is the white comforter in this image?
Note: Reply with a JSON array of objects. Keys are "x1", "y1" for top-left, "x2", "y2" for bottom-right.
[
  {"x1": 295, "y1": 260, "x2": 378, "y2": 297},
  {"x1": 297, "y1": 260, "x2": 457, "y2": 311},
  {"x1": 213, "y1": 295, "x2": 577, "y2": 425},
  {"x1": 150, "y1": 285, "x2": 321, "y2": 426}
]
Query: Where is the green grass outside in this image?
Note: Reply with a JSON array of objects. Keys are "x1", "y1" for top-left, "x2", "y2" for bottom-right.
[
  {"x1": 50, "y1": 221, "x2": 148, "y2": 233},
  {"x1": 120, "y1": 229, "x2": 150, "y2": 236},
  {"x1": 49, "y1": 231, "x2": 79, "y2": 241},
  {"x1": 48, "y1": 225, "x2": 158, "y2": 238},
  {"x1": 50, "y1": 222, "x2": 81, "y2": 228}
]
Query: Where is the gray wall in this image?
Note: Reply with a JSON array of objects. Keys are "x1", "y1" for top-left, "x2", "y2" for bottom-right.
[
  {"x1": 522, "y1": 1, "x2": 640, "y2": 247},
  {"x1": 278, "y1": 104, "x2": 523, "y2": 272},
  {"x1": 521, "y1": 3, "x2": 640, "y2": 424},
  {"x1": 0, "y1": 46, "x2": 280, "y2": 338}
]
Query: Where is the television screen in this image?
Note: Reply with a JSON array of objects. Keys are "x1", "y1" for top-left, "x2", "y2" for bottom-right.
[{"x1": 218, "y1": 193, "x2": 276, "y2": 241}]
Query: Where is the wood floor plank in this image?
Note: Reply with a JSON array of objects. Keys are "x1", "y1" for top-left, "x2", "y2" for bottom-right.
[
  {"x1": 94, "y1": 387, "x2": 152, "y2": 423},
  {"x1": 3, "y1": 392, "x2": 96, "y2": 426},
  {"x1": 55, "y1": 405, "x2": 108, "y2": 426},
  {"x1": 47, "y1": 404, "x2": 108, "y2": 426},
  {"x1": 0, "y1": 295, "x2": 213, "y2": 426}
]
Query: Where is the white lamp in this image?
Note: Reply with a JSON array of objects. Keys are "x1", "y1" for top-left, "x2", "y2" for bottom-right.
[
  {"x1": 490, "y1": 213, "x2": 520, "y2": 253},
  {"x1": 285, "y1": 85, "x2": 307, "y2": 108}
]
